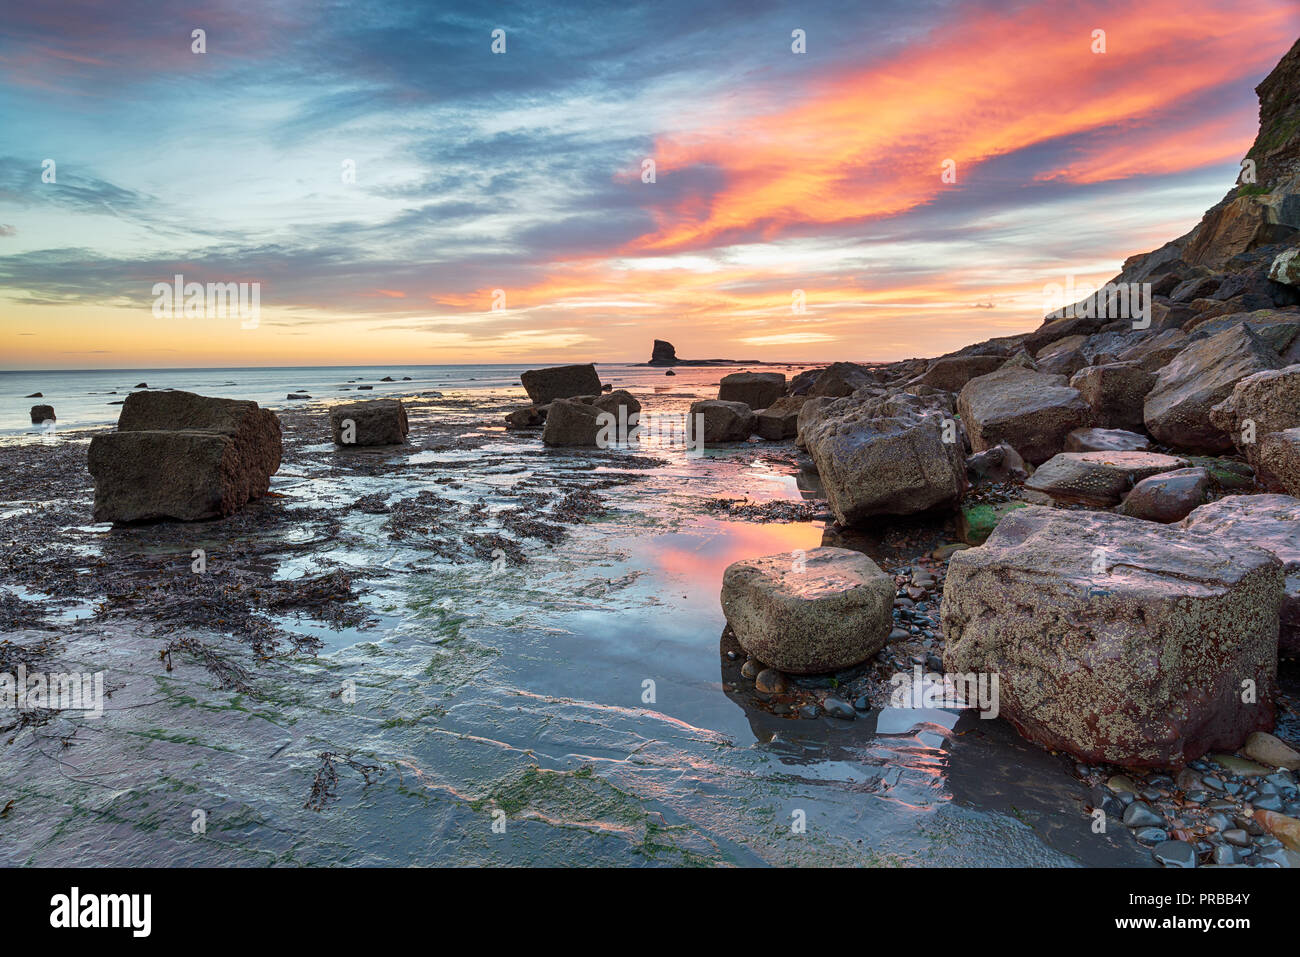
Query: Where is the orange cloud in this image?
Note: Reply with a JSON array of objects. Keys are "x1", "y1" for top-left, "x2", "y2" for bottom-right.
[{"x1": 632, "y1": 0, "x2": 1296, "y2": 252}]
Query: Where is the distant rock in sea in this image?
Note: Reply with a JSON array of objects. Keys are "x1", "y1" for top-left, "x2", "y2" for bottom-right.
[{"x1": 644, "y1": 338, "x2": 762, "y2": 367}]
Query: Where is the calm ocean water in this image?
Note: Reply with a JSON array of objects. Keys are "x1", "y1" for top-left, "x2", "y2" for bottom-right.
[{"x1": 1, "y1": 362, "x2": 819, "y2": 436}]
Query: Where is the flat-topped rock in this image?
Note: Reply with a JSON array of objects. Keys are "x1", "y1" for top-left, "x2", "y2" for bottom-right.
[
  {"x1": 1180, "y1": 494, "x2": 1300, "y2": 655},
  {"x1": 718, "y1": 372, "x2": 785, "y2": 409},
  {"x1": 957, "y1": 367, "x2": 1091, "y2": 465},
  {"x1": 1065, "y1": 427, "x2": 1151, "y2": 453},
  {"x1": 88, "y1": 390, "x2": 283, "y2": 524},
  {"x1": 330, "y1": 398, "x2": 409, "y2": 446},
  {"x1": 89, "y1": 431, "x2": 262, "y2": 523},
  {"x1": 1024, "y1": 451, "x2": 1188, "y2": 505},
  {"x1": 755, "y1": 395, "x2": 807, "y2": 440},
  {"x1": 721, "y1": 547, "x2": 894, "y2": 674},
  {"x1": 29, "y1": 404, "x2": 54, "y2": 424},
  {"x1": 520, "y1": 363, "x2": 602, "y2": 405},
  {"x1": 942, "y1": 506, "x2": 1283, "y2": 767},
  {"x1": 542, "y1": 398, "x2": 603, "y2": 447},
  {"x1": 689, "y1": 399, "x2": 756, "y2": 444}
]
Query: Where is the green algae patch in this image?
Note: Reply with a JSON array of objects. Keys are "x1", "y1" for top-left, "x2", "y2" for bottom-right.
[{"x1": 960, "y1": 501, "x2": 1027, "y2": 545}]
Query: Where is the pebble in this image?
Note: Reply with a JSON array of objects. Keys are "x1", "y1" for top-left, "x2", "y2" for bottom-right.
[
  {"x1": 1123, "y1": 802, "x2": 1163, "y2": 828},
  {"x1": 1212, "y1": 845, "x2": 1238, "y2": 865},
  {"x1": 853, "y1": 695, "x2": 870, "y2": 711},
  {"x1": 741, "y1": 658, "x2": 762, "y2": 679},
  {"x1": 755, "y1": 669, "x2": 788, "y2": 694},
  {"x1": 823, "y1": 697, "x2": 856, "y2": 720},
  {"x1": 1222, "y1": 828, "x2": 1252, "y2": 848},
  {"x1": 798, "y1": 705, "x2": 819, "y2": 720},
  {"x1": 888, "y1": 628, "x2": 909, "y2": 643},
  {"x1": 1133, "y1": 827, "x2": 1167, "y2": 846},
  {"x1": 1152, "y1": 840, "x2": 1197, "y2": 868},
  {"x1": 1253, "y1": 794, "x2": 1283, "y2": 812}
]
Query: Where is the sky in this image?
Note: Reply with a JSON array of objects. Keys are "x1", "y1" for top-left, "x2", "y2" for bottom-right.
[{"x1": 0, "y1": 0, "x2": 1297, "y2": 370}]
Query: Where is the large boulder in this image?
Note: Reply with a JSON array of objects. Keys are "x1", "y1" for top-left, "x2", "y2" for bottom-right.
[
  {"x1": 520, "y1": 363, "x2": 602, "y2": 405},
  {"x1": 689, "y1": 400, "x2": 756, "y2": 444},
  {"x1": 720, "y1": 547, "x2": 894, "y2": 674},
  {"x1": 957, "y1": 367, "x2": 1092, "y2": 465},
  {"x1": 1144, "y1": 323, "x2": 1280, "y2": 451},
  {"x1": 88, "y1": 390, "x2": 282, "y2": 523},
  {"x1": 330, "y1": 399, "x2": 409, "y2": 446},
  {"x1": 89, "y1": 431, "x2": 265, "y2": 523},
  {"x1": 804, "y1": 402, "x2": 966, "y2": 523},
  {"x1": 1257, "y1": 427, "x2": 1300, "y2": 495},
  {"x1": 942, "y1": 506, "x2": 1283, "y2": 767},
  {"x1": 755, "y1": 395, "x2": 808, "y2": 440},
  {"x1": 718, "y1": 372, "x2": 786, "y2": 409},
  {"x1": 1181, "y1": 494, "x2": 1300, "y2": 655},
  {"x1": 911, "y1": 355, "x2": 1004, "y2": 392},
  {"x1": 1024, "y1": 451, "x2": 1187, "y2": 505},
  {"x1": 1208, "y1": 364, "x2": 1300, "y2": 471},
  {"x1": 541, "y1": 398, "x2": 603, "y2": 446},
  {"x1": 805, "y1": 362, "x2": 878, "y2": 398},
  {"x1": 1069, "y1": 362, "x2": 1157, "y2": 432},
  {"x1": 29, "y1": 404, "x2": 54, "y2": 424}
]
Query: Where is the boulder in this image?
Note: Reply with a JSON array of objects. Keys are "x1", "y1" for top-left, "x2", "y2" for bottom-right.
[
  {"x1": 330, "y1": 399, "x2": 409, "y2": 446},
  {"x1": 965, "y1": 442, "x2": 1030, "y2": 485},
  {"x1": 942, "y1": 506, "x2": 1283, "y2": 767},
  {"x1": 720, "y1": 547, "x2": 894, "y2": 674},
  {"x1": 1117, "y1": 467, "x2": 1211, "y2": 523},
  {"x1": 1144, "y1": 323, "x2": 1280, "y2": 451},
  {"x1": 1257, "y1": 427, "x2": 1300, "y2": 495},
  {"x1": 589, "y1": 389, "x2": 641, "y2": 417},
  {"x1": 957, "y1": 367, "x2": 1092, "y2": 465},
  {"x1": 504, "y1": 405, "x2": 547, "y2": 430},
  {"x1": 689, "y1": 400, "x2": 756, "y2": 444},
  {"x1": 1069, "y1": 362, "x2": 1157, "y2": 432},
  {"x1": 88, "y1": 391, "x2": 282, "y2": 523},
  {"x1": 911, "y1": 355, "x2": 1005, "y2": 392},
  {"x1": 1180, "y1": 494, "x2": 1300, "y2": 655},
  {"x1": 717, "y1": 372, "x2": 785, "y2": 409},
  {"x1": 1116, "y1": 328, "x2": 1189, "y2": 373},
  {"x1": 1065, "y1": 427, "x2": 1151, "y2": 453},
  {"x1": 29, "y1": 404, "x2": 54, "y2": 424},
  {"x1": 804, "y1": 403, "x2": 966, "y2": 523},
  {"x1": 1024, "y1": 451, "x2": 1188, "y2": 506},
  {"x1": 541, "y1": 398, "x2": 603, "y2": 447},
  {"x1": 790, "y1": 361, "x2": 873, "y2": 400},
  {"x1": 648, "y1": 339, "x2": 678, "y2": 365},
  {"x1": 89, "y1": 431, "x2": 264, "y2": 523},
  {"x1": 755, "y1": 395, "x2": 808, "y2": 440},
  {"x1": 520, "y1": 363, "x2": 602, "y2": 404},
  {"x1": 1208, "y1": 364, "x2": 1300, "y2": 470}
]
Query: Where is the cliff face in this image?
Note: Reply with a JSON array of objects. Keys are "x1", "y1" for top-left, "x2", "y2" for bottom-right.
[{"x1": 1116, "y1": 38, "x2": 1300, "y2": 283}]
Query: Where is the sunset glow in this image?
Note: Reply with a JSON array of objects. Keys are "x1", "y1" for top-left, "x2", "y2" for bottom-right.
[{"x1": 1, "y1": 0, "x2": 1296, "y2": 368}]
